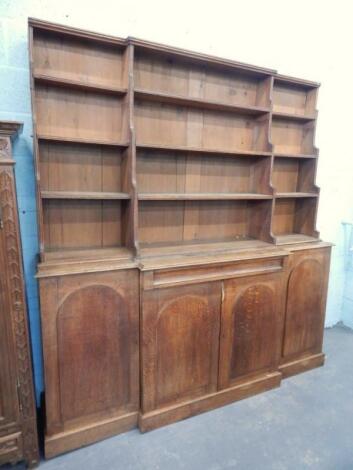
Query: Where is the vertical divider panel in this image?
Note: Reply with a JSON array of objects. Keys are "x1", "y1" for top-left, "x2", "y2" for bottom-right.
[
  {"x1": 268, "y1": 75, "x2": 277, "y2": 244},
  {"x1": 28, "y1": 24, "x2": 45, "y2": 261},
  {"x1": 122, "y1": 42, "x2": 139, "y2": 254}
]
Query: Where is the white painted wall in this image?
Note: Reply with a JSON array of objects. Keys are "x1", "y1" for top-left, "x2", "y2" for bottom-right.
[{"x1": 1, "y1": 0, "x2": 353, "y2": 400}]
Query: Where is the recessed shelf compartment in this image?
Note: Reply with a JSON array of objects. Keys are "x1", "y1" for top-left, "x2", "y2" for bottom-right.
[
  {"x1": 272, "y1": 197, "x2": 318, "y2": 242},
  {"x1": 34, "y1": 73, "x2": 128, "y2": 95},
  {"x1": 43, "y1": 199, "x2": 131, "y2": 251},
  {"x1": 271, "y1": 118, "x2": 316, "y2": 156},
  {"x1": 135, "y1": 100, "x2": 270, "y2": 154},
  {"x1": 38, "y1": 134, "x2": 129, "y2": 147},
  {"x1": 32, "y1": 28, "x2": 127, "y2": 90},
  {"x1": 139, "y1": 238, "x2": 270, "y2": 258},
  {"x1": 273, "y1": 78, "x2": 318, "y2": 117},
  {"x1": 35, "y1": 84, "x2": 127, "y2": 144},
  {"x1": 137, "y1": 149, "x2": 272, "y2": 195},
  {"x1": 274, "y1": 152, "x2": 317, "y2": 159},
  {"x1": 272, "y1": 156, "x2": 318, "y2": 194},
  {"x1": 134, "y1": 48, "x2": 272, "y2": 109},
  {"x1": 272, "y1": 111, "x2": 316, "y2": 122},
  {"x1": 134, "y1": 89, "x2": 270, "y2": 115},
  {"x1": 274, "y1": 234, "x2": 318, "y2": 245},
  {"x1": 138, "y1": 199, "x2": 272, "y2": 247},
  {"x1": 44, "y1": 246, "x2": 133, "y2": 262},
  {"x1": 39, "y1": 140, "x2": 128, "y2": 194},
  {"x1": 136, "y1": 142, "x2": 271, "y2": 157}
]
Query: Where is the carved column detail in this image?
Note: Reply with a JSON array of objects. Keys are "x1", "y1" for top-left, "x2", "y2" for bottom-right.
[{"x1": 0, "y1": 120, "x2": 39, "y2": 467}]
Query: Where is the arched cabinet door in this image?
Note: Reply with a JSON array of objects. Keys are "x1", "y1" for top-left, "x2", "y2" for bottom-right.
[
  {"x1": 282, "y1": 247, "x2": 331, "y2": 361},
  {"x1": 218, "y1": 272, "x2": 286, "y2": 390},
  {"x1": 39, "y1": 269, "x2": 139, "y2": 457},
  {"x1": 141, "y1": 282, "x2": 221, "y2": 413}
]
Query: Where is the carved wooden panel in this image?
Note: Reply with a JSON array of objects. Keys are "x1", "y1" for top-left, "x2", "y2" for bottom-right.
[
  {"x1": 282, "y1": 248, "x2": 331, "y2": 359},
  {"x1": 0, "y1": 125, "x2": 39, "y2": 467},
  {"x1": 39, "y1": 269, "x2": 139, "y2": 436},
  {"x1": 219, "y1": 272, "x2": 286, "y2": 389},
  {"x1": 141, "y1": 282, "x2": 221, "y2": 412},
  {"x1": 0, "y1": 227, "x2": 20, "y2": 429},
  {"x1": 0, "y1": 433, "x2": 23, "y2": 466}
]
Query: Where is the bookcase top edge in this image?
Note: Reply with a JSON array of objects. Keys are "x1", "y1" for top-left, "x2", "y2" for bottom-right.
[
  {"x1": 27, "y1": 19, "x2": 320, "y2": 88},
  {"x1": 275, "y1": 74, "x2": 321, "y2": 88},
  {"x1": 128, "y1": 36, "x2": 277, "y2": 76},
  {"x1": 28, "y1": 17, "x2": 127, "y2": 46}
]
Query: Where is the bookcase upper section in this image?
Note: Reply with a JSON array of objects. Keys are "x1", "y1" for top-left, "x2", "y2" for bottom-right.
[{"x1": 28, "y1": 18, "x2": 321, "y2": 265}]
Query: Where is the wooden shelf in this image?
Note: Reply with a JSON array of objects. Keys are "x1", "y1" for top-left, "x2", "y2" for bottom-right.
[
  {"x1": 137, "y1": 143, "x2": 271, "y2": 158},
  {"x1": 275, "y1": 234, "x2": 319, "y2": 245},
  {"x1": 272, "y1": 111, "x2": 316, "y2": 122},
  {"x1": 41, "y1": 191, "x2": 131, "y2": 200},
  {"x1": 134, "y1": 88, "x2": 270, "y2": 116},
  {"x1": 138, "y1": 193, "x2": 272, "y2": 201},
  {"x1": 34, "y1": 73, "x2": 128, "y2": 95},
  {"x1": 38, "y1": 134, "x2": 130, "y2": 148},
  {"x1": 44, "y1": 246, "x2": 133, "y2": 262},
  {"x1": 274, "y1": 152, "x2": 318, "y2": 159},
  {"x1": 275, "y1": 192, "x2": 318, "y2": 199},
  {"x1": 139, "y1": 238, "x2": 271, "y2": 259}
]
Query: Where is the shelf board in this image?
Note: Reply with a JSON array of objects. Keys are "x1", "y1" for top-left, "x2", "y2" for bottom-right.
[
  {"x1": 275, "y1": 234, "x2": 319, "y2": 245},
  {"x1": 44, "y1": 246, "x2": 133, "y2": 262},
  {"x1": 272, "y1": 111, "x2": 316, "y2": 122},
  {"x1": 275, "y1": 192, "x2": 318, "y2": 199},
  {"x1": 138, "y1": 193, "x2": 272, "y2": 201},
  {"x1": 38, "y1": 134, "x2": 130, "y2": 148},
  {"x1": 41, "y1": 191, "x2": 131, "y2": 200},
  {"x1": 137, "y1": 143, "x2": 272, "y2": 158},
  {"x1": 274, "y1": 152, "x2": 318, "y2": 159},
  {"x1": 34, "y1": 73, "x2": 128, "y2": 95},
  {"x1": 135, "y1": 88, "x2": 270, "y2": 116},
  {"x1": 139, "y1": 237, "x2": 271, "y2": 259}
]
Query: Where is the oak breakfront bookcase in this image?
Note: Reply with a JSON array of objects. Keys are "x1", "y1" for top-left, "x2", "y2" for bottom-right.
[{"x1": 28, "y1": 18, "x2": 332, "y2": 458}]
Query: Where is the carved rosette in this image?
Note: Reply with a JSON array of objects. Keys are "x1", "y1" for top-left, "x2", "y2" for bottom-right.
[{"x1": 0, "y1": 169, "x2": 39, "y2": 466}]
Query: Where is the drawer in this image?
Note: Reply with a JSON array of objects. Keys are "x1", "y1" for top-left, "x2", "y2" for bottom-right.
[{"x1": 142, "y1": 255, "x2": 288, "y2": 290}]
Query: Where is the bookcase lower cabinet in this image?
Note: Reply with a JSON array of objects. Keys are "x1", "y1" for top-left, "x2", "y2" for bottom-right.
[
  {"x1": 38, "y1": 269, "x2": 139, "y2": 458},
  {"x1": 280, "y1": 246, "x2": 332, "y2": 377},
  {"x1": 139, "y1": 255, "x2": 287, "y2": 432}
]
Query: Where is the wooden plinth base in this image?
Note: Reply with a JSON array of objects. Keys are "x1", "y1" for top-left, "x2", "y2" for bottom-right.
[
  {"x1": 45, "y1": 412, "x2": 138, "y2": 459},
  {"x1": 139, "y1": 371, "x2": 281, "y2": 432},
  {"x1": 279, "y1": 353, "x2": 325, "y2": 379}
]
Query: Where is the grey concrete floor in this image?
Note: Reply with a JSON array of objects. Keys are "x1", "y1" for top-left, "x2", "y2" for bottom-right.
[{"x1": 7, "y1": 325, "x2": 353, "y2": 470}]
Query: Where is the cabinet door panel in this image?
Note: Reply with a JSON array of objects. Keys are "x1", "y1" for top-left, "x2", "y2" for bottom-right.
[
  {"x1": 283, "y1": 248, "x2": 331, "y2": 359},
  {"x1": 141, "y1": 282, "x2": 221, "y2": 412},
  {"x1": 58, "y1": 285, "x2": 131, "y2": 421},
  {"x1": 219, "y1": 272, "x2": 286, "y2": 390},
  {"x1": 40, "y1": 269, "x2": 139, "y2": 435}
]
